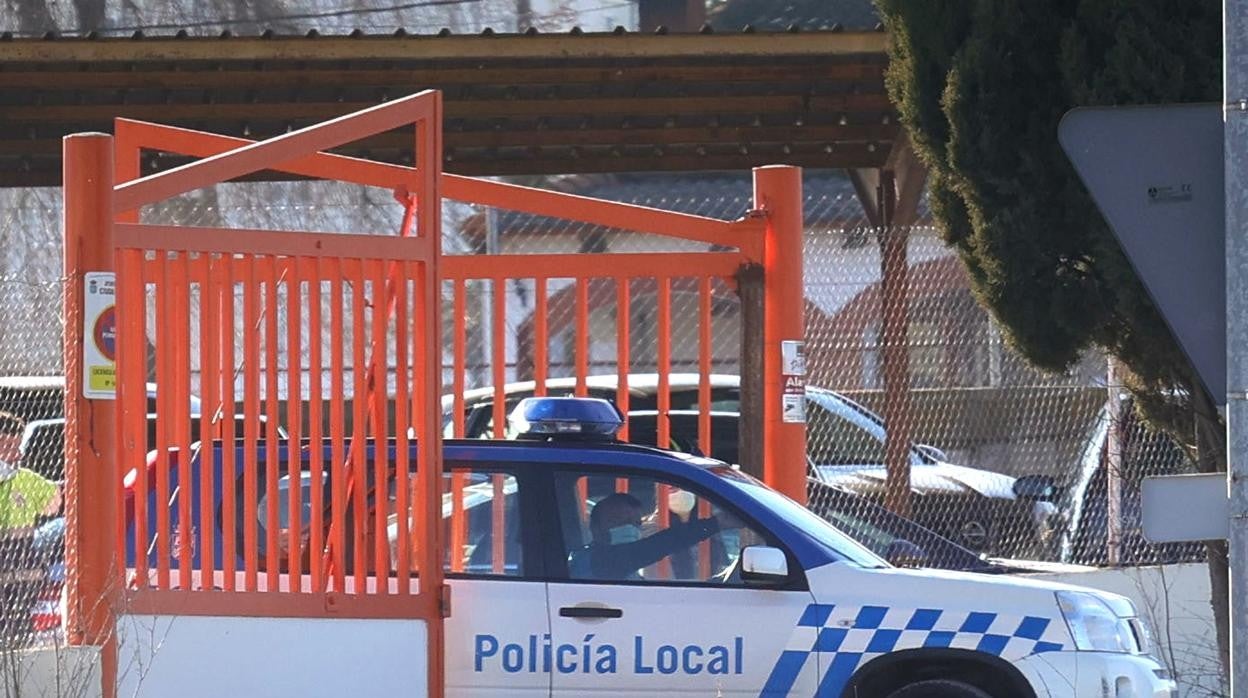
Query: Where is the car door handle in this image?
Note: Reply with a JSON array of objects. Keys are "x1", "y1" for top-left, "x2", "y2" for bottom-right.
[{"x1": 559, "y1": 605, "x2": 623, "y2": 619}]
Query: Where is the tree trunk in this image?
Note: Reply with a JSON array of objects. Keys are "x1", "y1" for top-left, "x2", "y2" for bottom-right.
[{"x1": 1205, "y1": 538, "x2": 1230, "y2": 682}]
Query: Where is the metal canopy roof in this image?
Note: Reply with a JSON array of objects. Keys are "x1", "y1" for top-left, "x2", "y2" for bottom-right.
[{"x1": 0, "y1": 30, "x2": 894, "y2": 186}]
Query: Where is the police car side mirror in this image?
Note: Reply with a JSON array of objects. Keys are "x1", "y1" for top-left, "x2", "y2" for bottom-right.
[{"x1": 740, "y1": 546, "x2": 789, "y2": 586}]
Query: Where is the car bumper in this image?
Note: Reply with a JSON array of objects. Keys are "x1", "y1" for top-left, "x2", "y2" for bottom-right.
[{"x1": 1014, "y1": 651, "x2": 1177, "y2": 697}]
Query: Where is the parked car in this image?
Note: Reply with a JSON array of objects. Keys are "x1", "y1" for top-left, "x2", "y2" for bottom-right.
[
  {"x1": 444, "y1": 374, "x2": 1060, "y2": 557},
  {"x1": 1055, "y1": 397, "x2": 1206, "y2": 566},
  {"x1": 0, "y1": 376, "x2": 201, "y2": 424},
  {"x1": 629, "y1": 410, "x2": 1084, "y2": 574},
  {"x1": 11, "y1": 381, "x2": 277, "y2": 639}
]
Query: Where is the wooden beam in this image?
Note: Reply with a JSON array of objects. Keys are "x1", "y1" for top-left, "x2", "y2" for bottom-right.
[
  {"x1": 0, "y1": 31, "x2": 889, "y2": 63},
  {"x1": 0, "y1": 62, "x2": 887, "y2": 90},
  {"x1": 847, "y1": 167, "x2": 883, "y2": 228},
  {"x1": 885, "y1": 131, "x2": 927, "y2": 226},
  {"x1": 0, "y1": 94, "x2": 894, "y2": 124},
  {"x1": 0, "y1": 144, "x2": 892, "y2": 187},
  {"x1": 0, "y1": 126, "x2": 897, "y2": 156},
  {"x1": 846, "y1": 131, "x2": 926, "y2": 228}
]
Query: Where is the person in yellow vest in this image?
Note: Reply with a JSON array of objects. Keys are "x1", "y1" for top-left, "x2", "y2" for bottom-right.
[{"x1": 0, "y1": 411, "x2": 61, "y2": 645}]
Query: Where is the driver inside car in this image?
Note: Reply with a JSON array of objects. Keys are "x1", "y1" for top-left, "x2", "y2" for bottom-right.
[{"x1": 571, "y1": 492, "x2": 741, "y2": 581}]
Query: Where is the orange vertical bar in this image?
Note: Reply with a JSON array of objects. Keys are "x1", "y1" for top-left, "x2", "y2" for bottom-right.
[
  {"x1": 219, "y1": 258, "x2": 238, "y2": 591},
  {"x1": 119, "y1": 249, "x2": 148, "y2": 585},
  {"x1": 112, "y1": 136, "x2": 138, "y2": 608},
  {"x1": 450, "y1": 471, "x2": 466, "y2": 574},
  {"x1": 263, "y1": 256, "x2": 281, "y2": 590},
  {"x1": 533, "y1": 279, "x2": 548, "y2": 396},
  {"x1": 393, "y1": 263, "x2": 411, "y2": 586},
  {"x1": 698, "y1": 276, "x2": 712, "y2": 457},
  {"x1": 491, "y1": 473, "x2": 506, "y2": 574},
  {"x1": 172, "y1": 254, "x2": 193, "y2": 588},
  {"x1": 655, "y1": 483, "x2": 671, "y2": 579},
  {"x1": 492, "y1": 280, "x2": 506, "y2": 438},
  {"x1": 616, "y1": 279, "x2": 630, "y2": 442},
  {"x1": 287, "y1": 260, "x2": 305, "y2": 586},
  {"x1": 419, "y1": 96, "x2": 447, "y2": 698},
  {"x1": 754, "y1": 166, "x2": 807, "y2": 504},
  {"x1": 369, "y1": 259, "x2": 391, "y2": 584},
  {"x1": 697, "y1": 498, "x2": 712, "y2": 579},
  {"x1": 657, "y1": 277, "x2": 671, "y2": 451},
  {"x1": 574, "y1": 278, "x2": 588, "y2": 396},
  {"x1": 452, "y1": 279, "x2": 466, "y2": 437},
  {"x1": 153, "y1": 253, "x2": 173, "y2": 589},
  {"x1": 63, "y1": 131, "x2": 118, "y2": 696},
  {"x1": 697, "y1": 276, "x2": 713, "y2": 578},
  {"x1": 349, "y1": 259, "x2": 369, "y2": 588},
  {"x1": 577, "y1": 478, "x2": 589, "y2": 525},
  {"x1": 198, "y1": 254, "x2": 218, "y2": 588},
  {"x1": 242, "y1": 256, "x2": 260, "y2": 591},
  {"x1": 308, "y1": 261, "x2": 325, "y2": 591},
  {"x1": 328, "y1": 260, "x2": 347, "y2": 593}
]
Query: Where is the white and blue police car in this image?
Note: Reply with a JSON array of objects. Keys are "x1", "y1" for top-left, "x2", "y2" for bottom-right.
[
  {"x1": 441, "y1": 397, "x2": 1174, "y2": 697},
  {"x1": 126, "y1": 396, "x2": 1177, "y2": 697}
]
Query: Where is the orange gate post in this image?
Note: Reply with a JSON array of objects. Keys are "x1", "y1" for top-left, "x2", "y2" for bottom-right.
[
  {"x1": 755, "y1": 165, "x2": 807, "y2": 504},
  {"x1": 62, "y1": 132, "x2": 120, "y2": 696}
]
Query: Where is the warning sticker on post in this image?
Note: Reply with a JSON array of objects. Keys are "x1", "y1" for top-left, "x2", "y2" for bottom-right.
[
  {"x1": 781, "y1": 340, "x2": 806, "y2": 423},
  {"x1": 781, "y1": 340, "x2": 806, "y2": 377},
  {"x1": 83, "y1": 272, "x2": 117, "y2": 400}
]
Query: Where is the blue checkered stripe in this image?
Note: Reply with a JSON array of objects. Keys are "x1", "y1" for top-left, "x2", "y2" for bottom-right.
[{"x1": 760, "y1": 603, "x2": 1065, "y2": 697}]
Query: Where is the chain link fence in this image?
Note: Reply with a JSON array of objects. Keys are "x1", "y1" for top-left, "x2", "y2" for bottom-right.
[
  {"x1": 0, "y1": 188, "x2": 67, "y2": 658},
  {"x1": 0, "y1": 171, "x2": 1204, "y2": 651},
  {"x1": 801, "y1": 221, "x2": 1201, "y2": 569}
]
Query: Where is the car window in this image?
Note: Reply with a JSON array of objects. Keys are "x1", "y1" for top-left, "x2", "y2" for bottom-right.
[
  {"x1": 806, "y1": 402, "x2": 887, "y2": 465},
  {"x1": 552, "y1": 469, "x2": 772, "y2": 585},
  {"x1": 713, "y1": 467, "x2": 886, "y2": 568},
  {"x1": 442, "y1": 467, "x2": 523, "y2": 577}
]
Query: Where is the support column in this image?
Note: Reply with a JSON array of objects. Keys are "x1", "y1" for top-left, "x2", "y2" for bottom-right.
[
  {"x1": 1223, "y1": 0, "x2": 1248, "y2": 690},
  {"x1": 848, "y1": 135, "x2": 928, "y2": 517},
  {"x1": 62, "y1": 132, "x2": 118, "y2": 697},
  {"x1": 876, "y1": 171, "x2": 914, "y2": 517},
  {"x1": 754, "y1": 165, "x2": 806, "y2": 503},
  {"x1": 736, "y1": 262, "x2": 765, "y2": 481}
]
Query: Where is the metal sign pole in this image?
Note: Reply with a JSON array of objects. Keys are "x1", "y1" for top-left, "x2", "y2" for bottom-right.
[{"x1": 1225, "y1": 0, "x2": 1248, "y2": 693}]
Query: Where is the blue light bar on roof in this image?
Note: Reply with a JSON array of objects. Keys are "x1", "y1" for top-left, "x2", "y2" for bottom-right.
[{"x1": 508, "y1": 397, "x2": 623, "y2": 440}]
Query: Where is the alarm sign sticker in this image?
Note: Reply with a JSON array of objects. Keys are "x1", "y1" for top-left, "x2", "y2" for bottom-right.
[{"x1": 83, "y1": 272, "x2": 117, "y2": 399}]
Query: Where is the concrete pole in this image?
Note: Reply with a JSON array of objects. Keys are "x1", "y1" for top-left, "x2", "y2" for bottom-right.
[{"x1": 1224, "y1": 0, "x2": 1248, "y2": 692}]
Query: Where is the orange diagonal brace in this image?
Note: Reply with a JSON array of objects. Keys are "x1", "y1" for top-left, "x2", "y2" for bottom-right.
[
  {"x1": 111, "y1": 118, "x2": 765, "y2": 258},
  {"x1": 112, "y1": 119, "x2": 420, "y2": 195},
  {"x1": 114, "y1": 90, "x2": 437, "y2": 212},
  {"x1": 440, "y1": 177, "x2": 763, "y2": 257}
]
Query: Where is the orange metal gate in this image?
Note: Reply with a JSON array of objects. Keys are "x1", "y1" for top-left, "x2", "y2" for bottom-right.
[
  {"x1": 63, "y1": 91, "x2": 447, "y2": 697},
  {"x1": 61, "y1": 88, "x2": 806, "y2": 696},
  {"x1": 436, "y1": 170, "x2": 806, "y2": 581}
]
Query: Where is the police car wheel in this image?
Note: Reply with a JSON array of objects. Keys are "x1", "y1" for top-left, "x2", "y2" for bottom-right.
[{"x1": 885, "y1": 679, "x2": 994, "y2": 698}]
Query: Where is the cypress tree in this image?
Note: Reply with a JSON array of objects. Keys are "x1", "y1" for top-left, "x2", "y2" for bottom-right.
[{"x1": 876, "y1": 0, "x2": 1226, "y2": 672}]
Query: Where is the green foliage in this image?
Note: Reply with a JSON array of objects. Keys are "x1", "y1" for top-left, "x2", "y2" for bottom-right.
[{"x1": 876, "y1": 0, "x2": 1222, "y2": 441}]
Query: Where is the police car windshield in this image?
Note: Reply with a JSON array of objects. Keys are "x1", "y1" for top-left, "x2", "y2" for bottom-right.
[{"x1": 710, "y1": 467, "x2": 888, "y2": 568}]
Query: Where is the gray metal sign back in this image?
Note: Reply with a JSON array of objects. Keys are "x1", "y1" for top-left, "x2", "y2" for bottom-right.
[
  {"x1": 1141, "y1": 473, "x2": 1229, "y2": 543},
  {"x1": 1059, "y1": 104, "x2": 1225, "y2": 403}
]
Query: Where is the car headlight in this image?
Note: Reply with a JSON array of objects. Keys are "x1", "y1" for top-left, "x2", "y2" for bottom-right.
[{"x1": 1056, "y1": 591, "x2": 1139, "y2": 653}]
